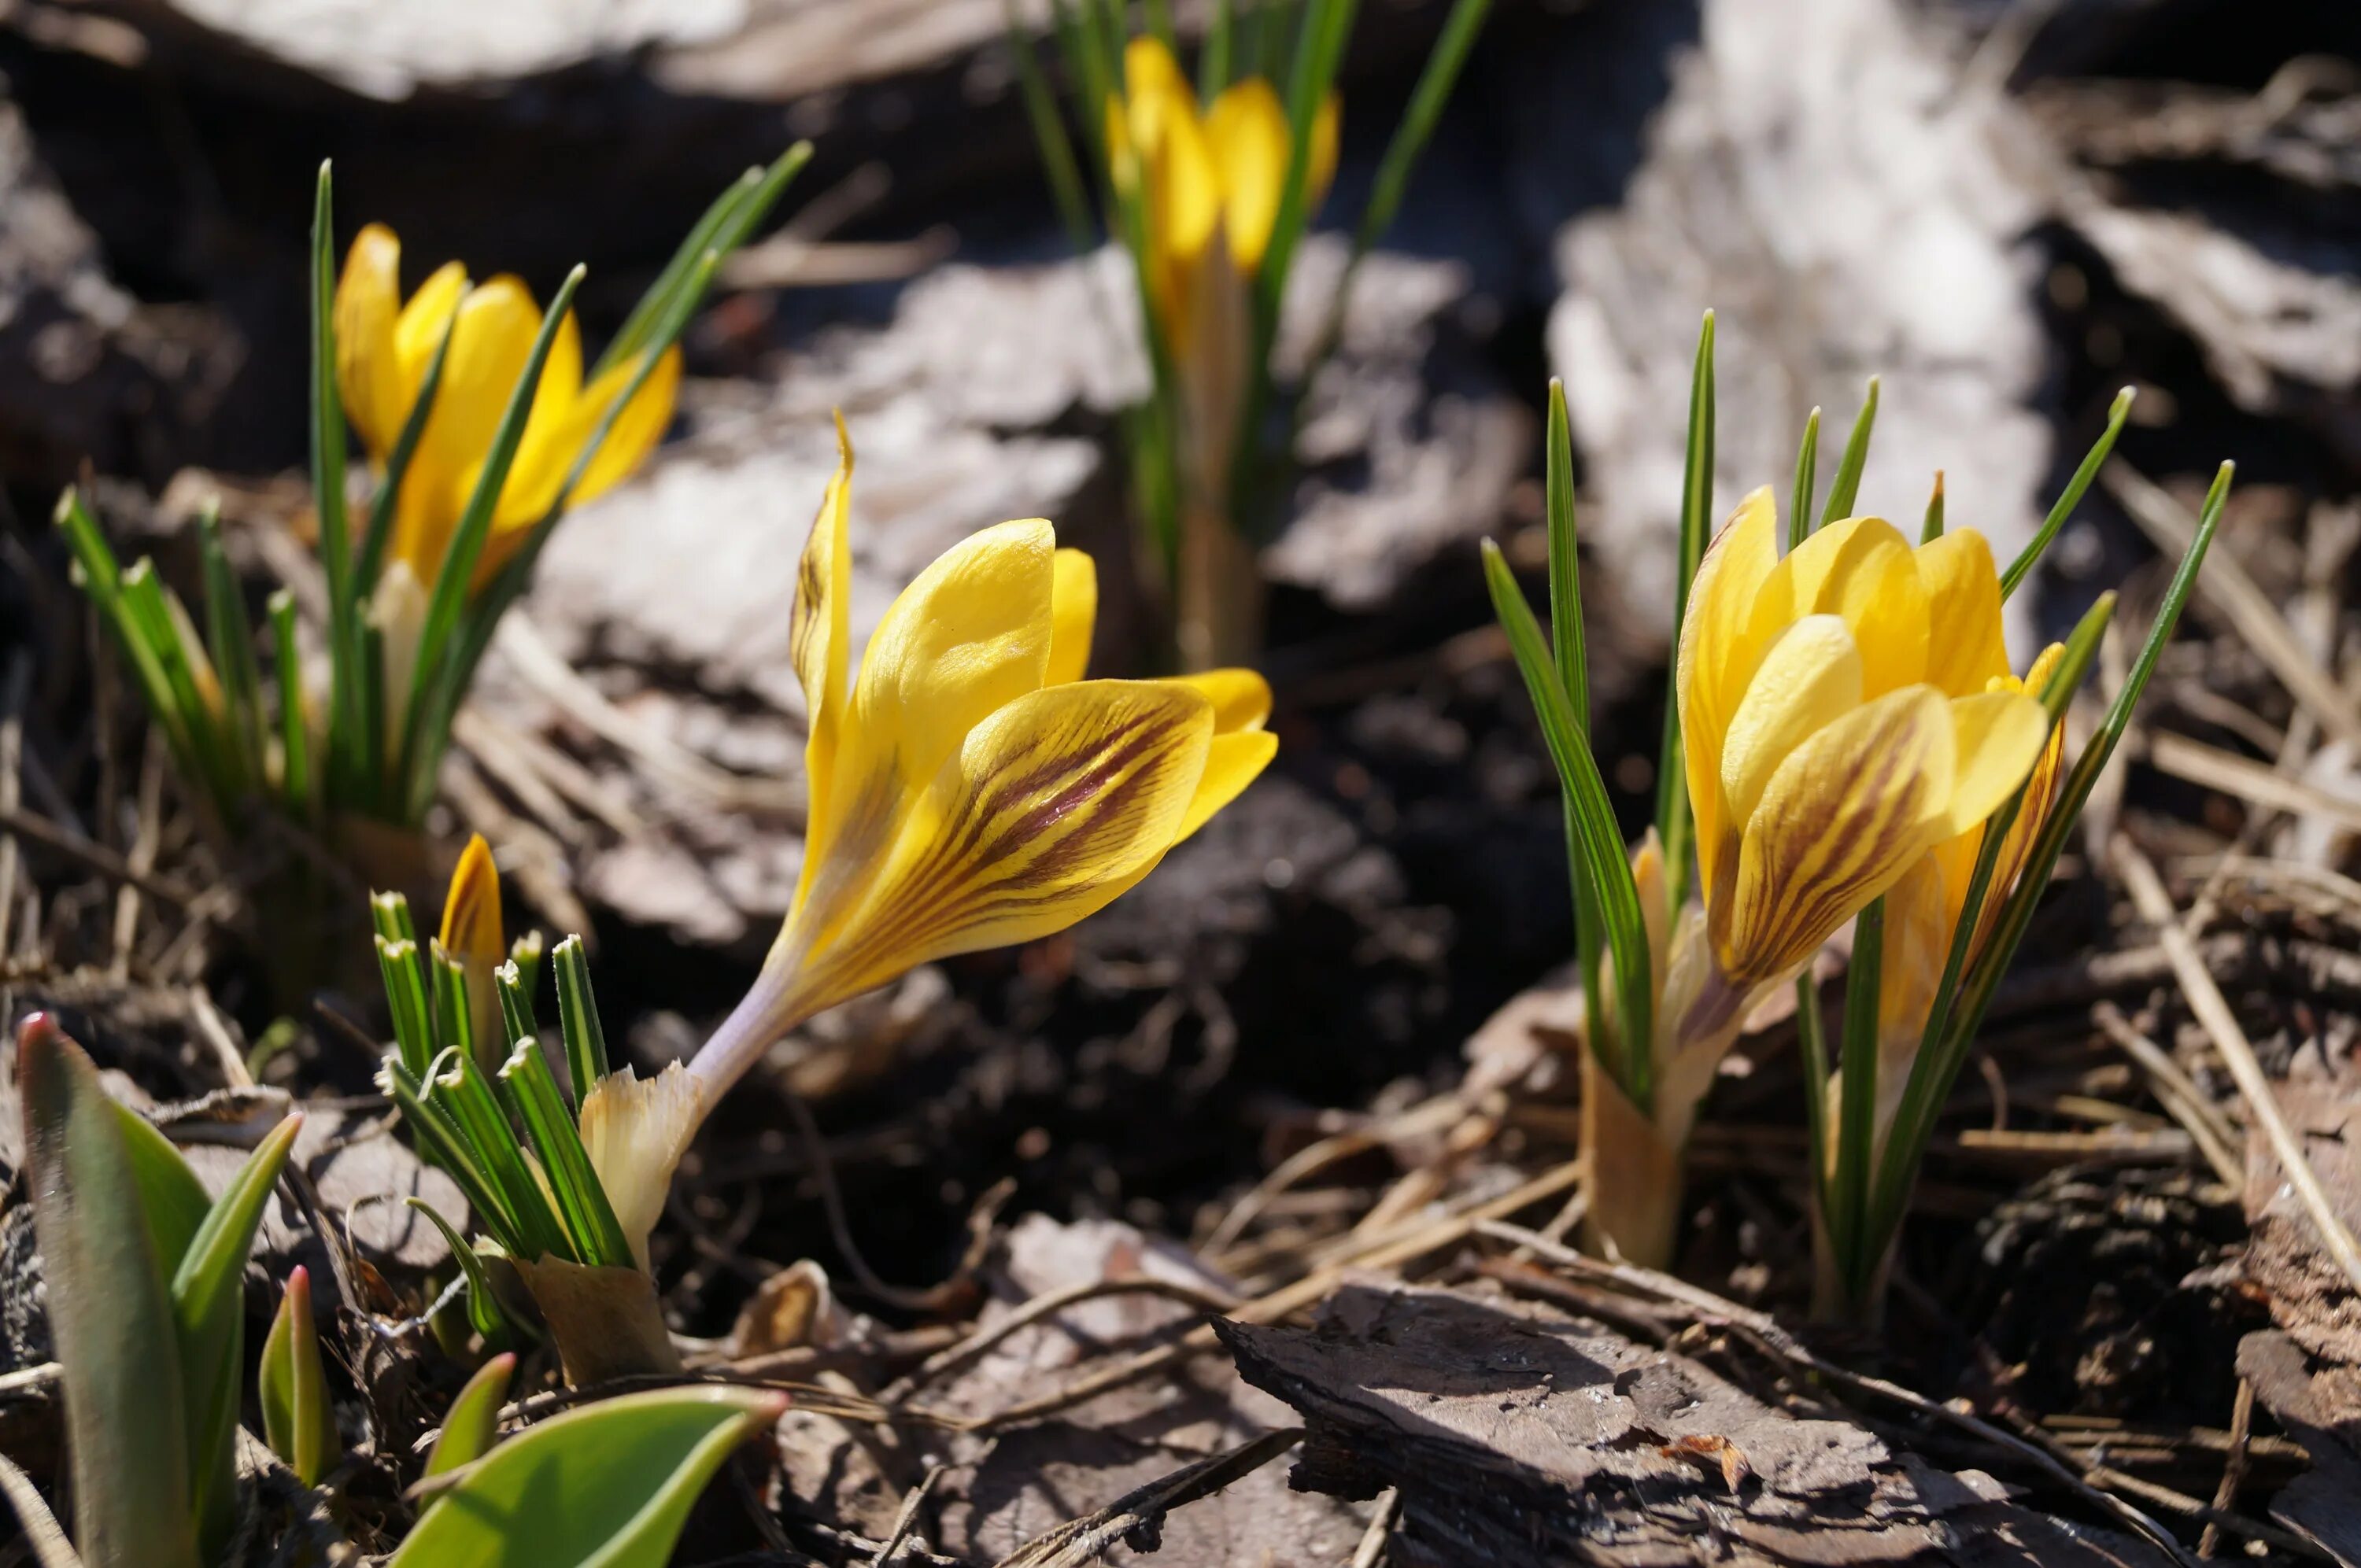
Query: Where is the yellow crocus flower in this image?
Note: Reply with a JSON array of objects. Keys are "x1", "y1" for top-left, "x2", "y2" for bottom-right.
[
  {"x1": 1109, "y1": 37, "x2": 1338, "y2": 495},
  {"x1": 578, "y1": 419, "x2": 1277, "y2": 1260},
  {"x1": 334, "y1": 224, "x2": 681, "y2": 600},
  {"x1": 1585, "y1": 489, "x2": 2052, "y2": 1267}
]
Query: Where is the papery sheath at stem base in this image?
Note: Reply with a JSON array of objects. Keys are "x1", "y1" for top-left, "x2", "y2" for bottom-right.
[
  {"x1": 1809, "y1": 1206, "x2": 1894, "y2": 1330},
  {"x1": 513, "y1": 1255, "x2": 682, "y2": 1387},
  {"x1": 1175, "y1": 501, "x2": 1265, "y2": 673},
  {"x1": 1579, "y1": 1050, "x2": 1684, "y2": 1271}
]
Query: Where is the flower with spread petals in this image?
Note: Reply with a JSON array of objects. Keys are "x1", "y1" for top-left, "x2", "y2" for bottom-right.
[
  {"x1": 334, "y1": 224, "x2": 680, "y2": 601},
  {"x1": 578, "y1": 419, "x2": 1277, "y2": 1249}
]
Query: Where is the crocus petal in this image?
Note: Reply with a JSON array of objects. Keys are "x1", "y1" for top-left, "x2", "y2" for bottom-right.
[
  {"x1": 1047, "y1": 548, "x2": 1098, "y2": 687},
  {"x1": 567, "y1": 345, "x2": 682, "y2": 507},
  {"x1": 1941, "y1": 688, "x2": 2049, "y2": 837},
  {"x1": 796, "y1": 679, "x2": 1214, "y2": 1013},
  {"x1": 487, "y1": 307, "x2": 586, "y2": 533},
  {"x1": 1761, "y1": 515, "x2": 1928, "y2": 699},
  {"x1": 1205, "y1": 77, "x2": 1291, "y2": 271},
  {"x1": 1967, "y1": 644, "x2": 2067, "y2": 957},
  {"x1": 1165, "y1": 666, "x2": 1272, "y2": 734},
  {"x1": 1915, "y1": 529, "x2": 2010, "y2": 698},
  {"x1": 788, "y1": 415, "x2": 855, "y2": 902},
  {"x1": 577, "y1": 1062, "x2": 706, "y2": 1272},
  {"x1": 438, "y1": 832, "x2": 504, "y2": 967},
  {"x1": 393, "y1": 260, "x2": 468, "y2": 401},
  {"x1": 1875, "y1": 849, "x2": 1955, "y2": 1053},
  {"x1": 394, "y1": 275, "x2": 541, "y2": 581},
  {"x1": 438, "y1": 831, "x2": 506, "y2": 1064},
  {"x1": 1720, "y1": 685, "x2": 1956, "y2": 983},
  {"x1": 1718, "y1": 614, "x2": 1863, "y2": 829},
  {"x1": 1677, "y1": 486, "x2": 1779, "y2": 903},
  {"x1": 1175, "y1": 729, "x2": 1277, "y2": 842},
  {"x1": 334, "y1": 223, "x2": 406, "y2": 457}
]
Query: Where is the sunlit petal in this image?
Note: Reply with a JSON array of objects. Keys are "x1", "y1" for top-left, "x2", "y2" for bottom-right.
[
  {"x1": 393, "y1": 260, "x2": 468, "y2": 402},
  {"x1": 1677, "y1": 486, "x2": 1779, "y2": 902},
  {"x1": 1175, "y1": 729, "x2": 1276, "y2": 842},
  {"x1": 1047, "y1": 548, "x2": 1098, "y2": 686},
  {"x1": 393, "y1": 275, "x2": 540, "y2": 581},
  {"x1": 1942, "y1": 688, "x2": 2049, "y2": 836},
  {"x1": 1915, "y1": 529, "x2": 2010, "y2": 697},
  {"x1": 1761, "y1": 515, "x2": 1928, "y2": 698},
  {"x1": 789, "y1": 417, "x2": 855, "y2": 897},
  {"x1": 805, "y1": 679, "x2": 1214, "y2": 1006},
  {"x1": 334, "y1": 223, "x2": 406, "y2": 457},
  {"x1": 1205, "y1": 77, "x2": 1291, "y2": 271},
  {"x1": 1164, "y1": 666, "x2": 1271, "y2": 734},
  {"x1": 1719, "y1": 614, "x2": 1862, "y2": 828},
  {"x1": 1720, "y1": 685, "x2": 1955, "y2": 983}
]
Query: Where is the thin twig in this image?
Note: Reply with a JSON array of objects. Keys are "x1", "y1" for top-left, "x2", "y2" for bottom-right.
[
  {"x1": 0, "y1": 659, "x2": 28, "y2": 961},
  {"x1": 2197, "y1": 1378, "x2": 2256, "y2": 1559},
  {"x1": 1349, "y1": 1487, "x2": 1400, "y2": 1568},
  {"x1": 0, "y1": 800, "x2": 200, "y2": 908},
  {"x1": 2093, "y1": 1002, "x2": 2241, "y2": 1185},
  {"x1": 888, "y1": 1277, "x2": 1239, "y2": 1404},
  {"x1": 867, "y1": 1464, "x2": 947, "y2": 1566},
  {"x1": 2113, "y1": 836, "x2": 2361, "y2": 1297},
  {"x1": 0, "y1": 1448, "x2": 83, "y2": 1568}
]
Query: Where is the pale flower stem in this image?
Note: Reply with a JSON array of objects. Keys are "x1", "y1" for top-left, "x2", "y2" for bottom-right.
[{"x1": 684, "y1": 967, "x2": 801, "y2": 1104}]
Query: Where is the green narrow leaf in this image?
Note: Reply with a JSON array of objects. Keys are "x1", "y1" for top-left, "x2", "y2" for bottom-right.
[
  {"x1": 373, "y1": 888, "x2": 419, "y2": 945},
  {"x1": 1253, "y1": 0, "x2": 1356, "y2": 327},
  {"x1": 1483, "y1": 541, "x2": 1653, "y2": 1103},
  {"x1": 1200, "y1": 0, "x2": 1235, "y2": 93},
  {"x1": 379, "y1": 1055, "x2": 525, "y2": 1257},
  {"x1": 122, "y1": 563, "x2": 235, "y2": 807},
  {"x1": 1819, "y1": 377, "x2": 1879, "y2": 526},
  {"x1": 552, "y1": 935, "x2": 612, "y2": 1100},
  {"x1": 1920, "y1": 470, "x2": 1946, "y2": 544},
  {"x1": 432, "y1": 1046, "x2": 571, "y2": 1265},
  {"x1": 2001, "y1": 386, "x2": 2136, "y2": 600},
  {"x1": 508, "y1": 931, "x2": 546, "y2": 1017},
  {"x1": 1656, "y1": 311, "x2": 1713, "y2": 913},
  {"x1": 405, "y1": 1200, "x2": 516, "y2": 1345},
  {"x1": 1794, "y1": 974, "x2": 1832, "y2": 1223},
  {"x1": 1142, "y1": 0, "x2": 1178, "y2": 50},
  {"x1": 17, "y1": 1015, "x2": 202, "y2": 1568},
  {"x1": 1828, "y1": 895, "x2": 1884, "y2": 1280},
  {"x1": 1542, "y1": 380, "x2": 1609, "y2": 1084},
  {"x1": 311, "y1": 162, "x2": 361, "y2": 802},
  {"x1": 1786, "y1": 408, "x2": 1820, "y2": 554},
  {"x1": 495, "y1": 959, "x2": 539, "y2": 1055},
  {"x1": 501, "y1": 1039, "x2": 634, "y2": 1270},
  {"x1": 1008, "y1": 0, "x2": 1098, "y2": 254},
  {"x1": 171, "y1": 1111, "x2": 304, "y2": 1546},
  {"x1": 388, "y1": 1386, "x2": 787, "y2": 1568},
  {"x1": 54, "y1": 490, "x2": 197, "y2": 780},
  {"x1": 259, "y1": 1265, "x2": 341, "y2": 1486},
  {"x1": 197, "y1": 504, "x2": 266, "y2": 791},
  {"x1": 423, "y1": 1353, "x2": 516, "y2": 1481},
  {"x1": 268, "y1": 590, "x2": 314, "y2": 815}
]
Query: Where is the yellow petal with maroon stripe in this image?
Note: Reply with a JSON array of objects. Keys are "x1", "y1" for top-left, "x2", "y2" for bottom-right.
[
  {"x1": 1047, "y1": 548, "x2": 1098, "y2": 687},
  {"x1": 804, "y1": 679, "x2": 1214, "y2": 1006},
  {"x1": 334, "y1": 223, "x2": 406, "y2": 458},
  {"x1": 1718, "y1": 614, "x2": 1861, "y2": 829},
  {"x1": 1720, "y1": 685, "x2": 1954, "y2": 984},
  {"x1": 1175, "y1": 729, "x2": 1276, "y2": 842}
]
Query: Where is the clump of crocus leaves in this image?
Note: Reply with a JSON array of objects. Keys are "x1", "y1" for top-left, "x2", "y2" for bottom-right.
[
  {"x1": 1011, "y1": 0, "x2": 1489, "y2": 669},
  {"x1": 54, "y1": 148, "x2": 809, "y2": 890},
  {"x1": 1485, "y1": 315, "x2": 2226, "y2": 1321},
  {"x1": 375, "y1": 418, "x2": 1276, "y2": 1382}
]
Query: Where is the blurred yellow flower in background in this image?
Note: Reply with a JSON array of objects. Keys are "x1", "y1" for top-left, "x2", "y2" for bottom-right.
[{"x1": 334, "y1": 223, "x2": 680, "y2": 598}]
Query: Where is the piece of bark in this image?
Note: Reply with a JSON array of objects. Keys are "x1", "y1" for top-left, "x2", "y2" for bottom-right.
[
  {"x1": 1546, "y1": 0, "x2": 2052, "y2": 633},
  {"x1": 775, "y1": 1215, "x2": 1369, "y2": 1566},
  {"x1": 1222, "y1": 1280, "x2": 2178, "y2": 1566},
  {"x1": 2236, "y1": 1042, "x2": 2361, "y2": 1563}
]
